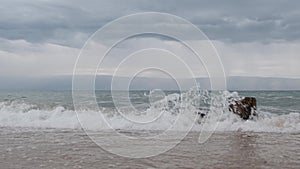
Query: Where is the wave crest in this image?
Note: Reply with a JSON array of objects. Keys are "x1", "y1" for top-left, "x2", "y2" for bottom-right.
[{"x1": 0, "y1": 90, "x2": 299, "y2": 133}]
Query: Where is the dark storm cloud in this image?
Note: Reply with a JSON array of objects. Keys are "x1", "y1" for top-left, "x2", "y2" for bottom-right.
[{"x1": 0, "y1": 0, "x2": 300, "y2": 47}]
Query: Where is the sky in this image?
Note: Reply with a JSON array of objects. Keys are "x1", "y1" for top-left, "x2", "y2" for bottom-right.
[{"x1": 0, "y1": 0, "x2": 300, "y2": 87}]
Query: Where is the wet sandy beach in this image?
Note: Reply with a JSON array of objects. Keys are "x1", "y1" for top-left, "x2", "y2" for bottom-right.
[{"x1": 1, "y1": 127, "x2": 299, "y2": 169}]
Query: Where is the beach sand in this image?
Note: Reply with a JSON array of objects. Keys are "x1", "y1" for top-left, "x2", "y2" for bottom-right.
[{"x1": 1, "y1": 127, "x2": 299, "y2": 169}]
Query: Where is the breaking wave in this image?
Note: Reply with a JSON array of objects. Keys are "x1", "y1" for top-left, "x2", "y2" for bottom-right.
[{"x1": 0, "y1": 90, "x2": 299, "y2": 133}]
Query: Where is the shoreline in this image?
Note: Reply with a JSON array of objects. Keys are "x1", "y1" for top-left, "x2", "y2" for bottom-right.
[{"x1": 1, "y1": 127, "x2": 299, "y2": 168}]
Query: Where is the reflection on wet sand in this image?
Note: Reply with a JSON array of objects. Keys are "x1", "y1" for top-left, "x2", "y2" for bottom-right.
[{"x1": 1, "y1": 128, "x2": 299, "y2": 168}]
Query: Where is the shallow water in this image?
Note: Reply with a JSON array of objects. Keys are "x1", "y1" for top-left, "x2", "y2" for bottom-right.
[{"x1": 1, "y1": 127, "x2": 299, "y2": 168}]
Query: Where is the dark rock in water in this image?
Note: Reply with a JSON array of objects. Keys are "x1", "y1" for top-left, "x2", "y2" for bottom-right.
[
  {"x1": 197, "y1": 111, "x2": 206, "y2": 118},
  {"x1": 196, "y1": 111, "x2": 207, "y2": 124},
  {"x1": 229, "y1": 97, "x2": 257, "y2": 120},
  {"x1": 196, "y1": 96, "x2": 257, "y2": 121}
]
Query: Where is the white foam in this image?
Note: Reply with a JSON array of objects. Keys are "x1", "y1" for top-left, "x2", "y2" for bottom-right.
[
  {"x1": 213, "y1": 110, "x2": 300, "y2": 132},
  {"x1": 0, "y1": 91, "x2": 299, "y2": 133},
  {"x1": 0, "y1": 102, "x2": 81, "y2": 129}
]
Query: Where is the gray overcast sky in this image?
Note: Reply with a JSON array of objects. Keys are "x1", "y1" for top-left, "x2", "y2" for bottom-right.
[{"x1": 0, "y1": 0, "x2": 300, "y2": 79}]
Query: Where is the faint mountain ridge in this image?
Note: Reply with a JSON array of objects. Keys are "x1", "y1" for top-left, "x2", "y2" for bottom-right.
[{"x1": 0, "y1": 75, "x2": 299, "y2": 90}]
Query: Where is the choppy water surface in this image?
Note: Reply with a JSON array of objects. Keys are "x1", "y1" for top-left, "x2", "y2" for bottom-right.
[{"x1": 0, "y1": 90, "x2": 299, "y2": 132}]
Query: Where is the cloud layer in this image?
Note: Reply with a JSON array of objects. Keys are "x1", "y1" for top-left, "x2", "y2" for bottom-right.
[
  {"x1": 0, "y1": 0, "x2": 299, "y2": 84},
  {"x1": 1, "y1": 0, "x2": 300, "y2": 46}
]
